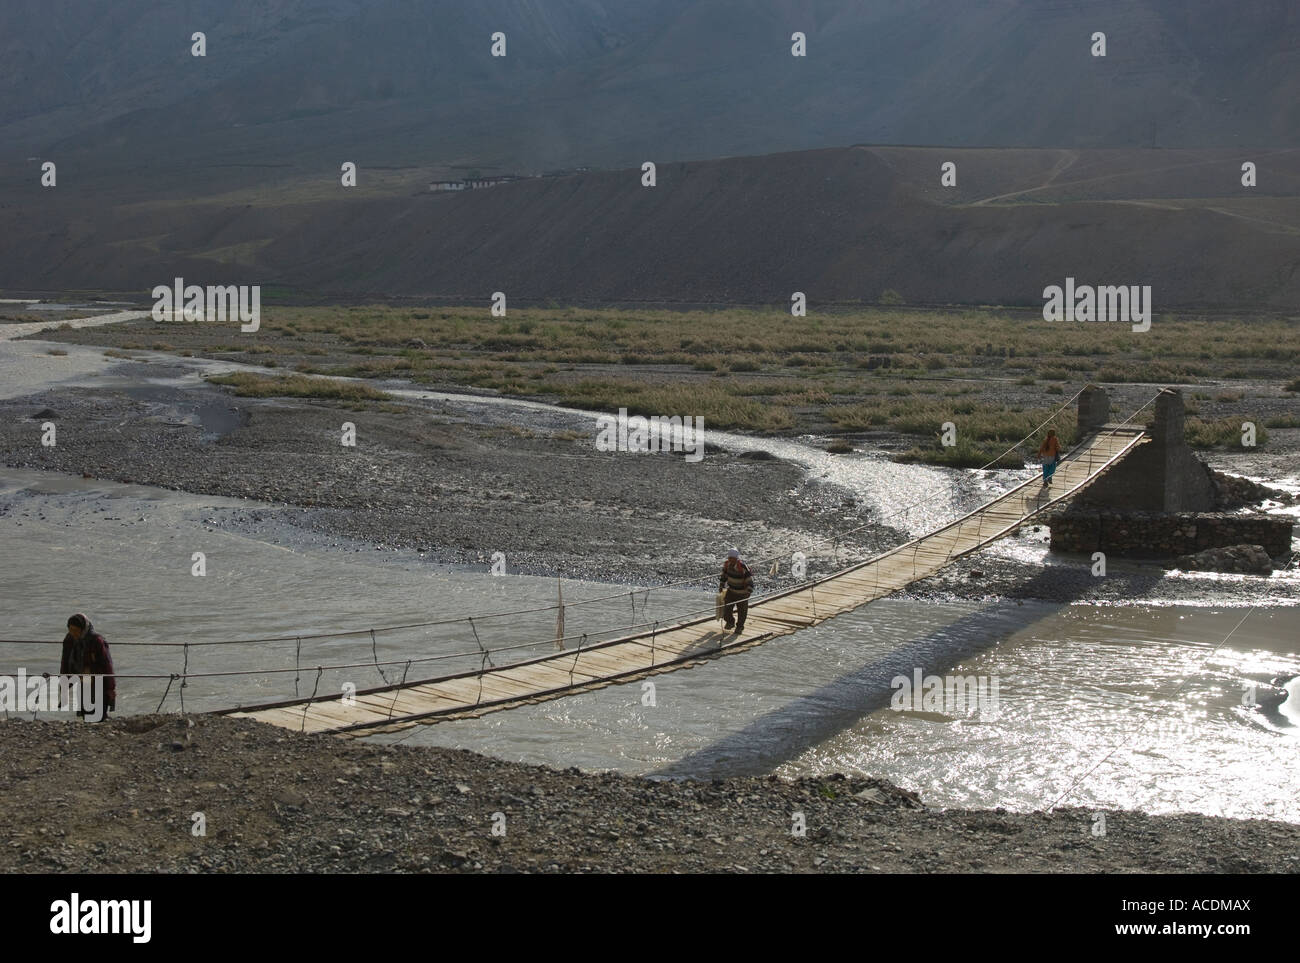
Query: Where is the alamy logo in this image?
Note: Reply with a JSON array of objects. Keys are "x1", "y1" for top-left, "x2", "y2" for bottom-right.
[
  {"x1": 151, "y1": 277, "x2": 260, "y2": 332},
  {"x1": 0, "y1": 671, "x2": 107, "y2": 721},
  {"x1": 595, "y1": 408, "x2": 704, "y2": 463},
  {"x1": 50, "y1": 893, "x2": 151, "y2": 943},
  {"x1": 1042, "y1": 277, "x2": 1151, "y2": 332},
  {"x1": 890, "y1": 668, "x2": 1000, "y2": 719}
]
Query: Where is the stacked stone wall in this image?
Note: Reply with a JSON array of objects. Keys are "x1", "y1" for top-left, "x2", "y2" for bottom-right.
[{"x1": 1049, "y1": 511, "x2": 1293, "y2": 558}]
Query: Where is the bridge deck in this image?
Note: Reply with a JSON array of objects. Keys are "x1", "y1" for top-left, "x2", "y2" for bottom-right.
[{"x1": 225, "y1": 426, "x2": 1147, "y2": 735}]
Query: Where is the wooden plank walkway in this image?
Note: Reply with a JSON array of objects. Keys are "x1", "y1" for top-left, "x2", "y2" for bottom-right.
[{"x1": 223, "y1": 426, "x2": 1147, "y2": 735}]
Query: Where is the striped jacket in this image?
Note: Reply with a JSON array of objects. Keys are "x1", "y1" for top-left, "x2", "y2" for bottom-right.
[{"x1": 719, "y1": 559, "x2": 753, "y2": 596}]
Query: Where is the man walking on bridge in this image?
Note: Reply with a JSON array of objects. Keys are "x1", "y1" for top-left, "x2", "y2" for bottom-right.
[{"x1": 719, "y1": 549, "x2": 753, "y2": 634}]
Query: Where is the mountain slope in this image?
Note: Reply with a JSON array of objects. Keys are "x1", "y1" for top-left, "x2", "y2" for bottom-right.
[
  {"x1": 6, "y1": 146, "x2": 1298, "y2": 309},
  {"x1": 4, "y1": 0, "x2": 1298, "y2": 194}
]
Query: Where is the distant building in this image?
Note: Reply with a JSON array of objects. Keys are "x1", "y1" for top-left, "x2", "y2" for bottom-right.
[
  {"x1": 432, "y1": 172, "x2": 581, "y2": 191},
  {"x1": 466, "y1": 175, "x2": 522, "y2": 189}
]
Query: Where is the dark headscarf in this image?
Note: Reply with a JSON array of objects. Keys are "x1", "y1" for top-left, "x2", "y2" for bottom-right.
[{"x1": 61, "y1": 613, "x2": 93, "y2": 674}]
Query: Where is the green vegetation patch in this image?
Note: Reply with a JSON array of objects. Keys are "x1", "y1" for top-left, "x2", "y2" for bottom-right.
[
  {"x1": 206, "y1": 372, "x2": 392, "y2": 402},
  {"x1": 1184, "y1": 417, "x2": 1269, "y2": 449}
]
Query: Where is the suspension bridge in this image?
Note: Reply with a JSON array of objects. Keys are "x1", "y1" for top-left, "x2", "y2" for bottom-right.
[
  {"x1": 2, "y1": 385, "x2": 1162, "y2": 736},
  {"x1": 220, "y1": 386, "x2": 1150, "y2": 735}
]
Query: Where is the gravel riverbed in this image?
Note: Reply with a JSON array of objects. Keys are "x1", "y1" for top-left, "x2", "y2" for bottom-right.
[
  {"x1": 4, "y1": 714, "x2": 1297, "y2": 874},
  {"x1": 0, "y1": 366, "x2": 889, "y2": 587}
]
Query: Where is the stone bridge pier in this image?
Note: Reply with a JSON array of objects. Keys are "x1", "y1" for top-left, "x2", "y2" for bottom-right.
[
  {"x1": 1074, "y1": 386, "x2": 1215, "y2": 513},
  {"x1": 1049, "y1": 386, "x2": 1293, "y2": 568}
]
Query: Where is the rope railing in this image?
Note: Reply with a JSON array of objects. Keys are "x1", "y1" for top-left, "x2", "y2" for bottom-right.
[
  {"x1": 69, "y1": 428, "x2": 1151, "y2": 687},
  {"x1": 2, "y1": 385, "x2": 1165, "y2": 710},
  {"x1": 0, "y1": 384, "x2": 1099, "y2": 652},
  {"x1": 3, "y1": 390, "x2": 1154, "y2": 689}
]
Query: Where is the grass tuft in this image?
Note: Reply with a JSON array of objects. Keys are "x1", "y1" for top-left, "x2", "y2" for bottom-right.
[{"x1": 206, "y1": 372, "x2": 392, "y2": 402}]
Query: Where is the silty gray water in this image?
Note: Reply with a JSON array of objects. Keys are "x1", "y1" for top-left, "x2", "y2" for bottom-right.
[{"x1": 0, "y1": 341, "x2": 1296, "y2": 822}]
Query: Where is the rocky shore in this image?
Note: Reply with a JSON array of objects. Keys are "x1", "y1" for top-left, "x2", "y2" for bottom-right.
[
  {"x1": 1175, "y1": 543, "x2": 1279, "y2": 575},
  {"x1": 0, "y1": 364, "x2": 886, "y2": 588},
  {"x1": 4, "y1": 714, "x2": 1296, "y2": 874}
]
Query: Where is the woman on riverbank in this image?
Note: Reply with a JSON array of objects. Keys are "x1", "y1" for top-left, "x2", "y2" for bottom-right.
[{"x1": 59, "y1": 613, "x2": 116, "y2": 720}]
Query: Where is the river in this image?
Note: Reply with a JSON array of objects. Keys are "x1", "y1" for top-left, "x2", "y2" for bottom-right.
[{"x1": 1, "y1": 338, "x2": 1297, "y2": 824}]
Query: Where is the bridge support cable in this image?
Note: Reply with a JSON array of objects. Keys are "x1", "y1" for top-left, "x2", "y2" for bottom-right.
[
  {"x1": 232, "y1": 422, "x2": 1148, "y2": 734},
  {"x1": 0, "y1": 384, "x2": 1114, "y2": 672},
  {"x1": 1, "y1": 386, "x2": 1166, "y2": 732},
  {"x1": 300, "y1": 667, "x2": 323, "y2": 733}
]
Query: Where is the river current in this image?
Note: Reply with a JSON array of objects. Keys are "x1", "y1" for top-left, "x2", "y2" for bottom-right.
[{"x1": 1, "y1": 340, "x2": 1297, "y2": 822}]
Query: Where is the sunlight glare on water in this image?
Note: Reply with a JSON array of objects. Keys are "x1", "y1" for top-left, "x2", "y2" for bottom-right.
[{"x1": 1, "y1": 434, "x2": 1297, "y2": 825}]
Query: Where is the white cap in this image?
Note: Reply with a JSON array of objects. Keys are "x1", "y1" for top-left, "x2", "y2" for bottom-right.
[{"x1": 726, "y1": 549, "x2": 740, "y2": 559}]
